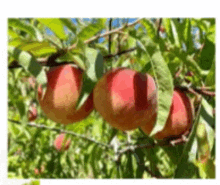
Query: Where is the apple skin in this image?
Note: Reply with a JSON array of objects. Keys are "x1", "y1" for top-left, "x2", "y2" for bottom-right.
[
  {"x1": 54, "y1": 133, "x2": 71, "y2": 152},
  {"x1": 38, "y1": 64, "x2": 94, "y2": 125},
  {"x1": 34, "y1": 168, "x2": 40, "y2": 175},
  {"x1": 28, "y1": 105, "x2": 37, "y2": 122},
  {"x1": 93, "y1": 68, "x2": 157, "y2": 131},
  {"x1": 140, "y1": 89, "x2": 194, "y2": 140}
]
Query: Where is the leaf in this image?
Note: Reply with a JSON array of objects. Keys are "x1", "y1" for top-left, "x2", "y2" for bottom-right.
[
  {"x1": 196, "y1": 158, "x2": 215, "y2": 178},
  {"x1": 205, "y1": 61, "x2": 215, "y2": 86},
  {"x1": 196, "y1": 123, "x2": 210, "y2": 159},
  {"x1": 199, "y1": 38, "x2": 215, "y2": 70},
  {"x1": 183, "y1": 19, "x2": 194, "y2": 53},
  {"x1": 8, "y1": 18, "x2": 43, "y2": 41},
  {"x1": 171, "y1": 48, "x2": 203, "y2": 76},
  {"x1": 8, "y1": 37, "x2": 25, "y2": 47},
  {"x1": 163, "y1": 18, "x2": 174, "y2": 43},
  {"x1": 134, "y1": 149, "x2": 145, "y2": 178},
  {"x1": 56, "y1": 53, "x2": 86, "y2": 70},
  {"x1": 90, "y1": 145, "x2": 99, "y2": 178},
  {"x1": 8, "y1": 46, "x2": 47, "y2": 86},
  {"x1": 18, "y1": 41, "x2": 57, "y2": 57},
  {"x1": 37, "y1": 18, "x2": 67, "y2": 40},
  {"x1": 140, "y1": 19, "x2": 157, "y2": 41},
  {"x1": 8, "y1": 28, "x2": 20, "y2": 39},
  {"x1": 77, "y1": 18, "x2": 106, "y2": 41},
  {"x1": 15, "y1": 99, "x2": 26, "y2": 120},
  {"x1": 174, "y1": 99, "x2": 202, "y2": 178},
  {"x1": 60, "y1": 18, "x2": 77, "y2": 34},
  {"x1": 124, "y1": 152, "x2": 134, "y2": 178},
  {"x1": 207, "y1": 24, "x2": 215, "y2": 43},
  {"x1": 196, "y1": 122, "x2": 215, "y2": 178},
  {"x1": 76, "y1": 48, "x2": 104, "y2": 110},
  {"x1": 137, "y1": 40, "x2": 174, "y2": 136},
  {"x1": 85, "y1": 48, "x2": 104, "y2": 82},
  {"x1": 170, "y1": 19, "x2": 181, "y2": 48},
  {"x1": 199, "y1": 99, "x2": 215, "y2": 152}
]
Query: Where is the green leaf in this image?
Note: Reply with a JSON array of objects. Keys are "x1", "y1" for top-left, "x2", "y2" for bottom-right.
[
  {"x1": 124, "y1": 152, "x2": 134, "y2": 178},
  {"x1": 60, "y1": 18, "x2": 77, "y2": 34},
  {"x1": 207, "y1": 24, "x2": 215, "y2": 43},
  {"x1": 183, "y1": 19, "x2": 194, "y2": 53},
  {"x1": 196, "y1": 158, "x2": 215, "y2": 178},
  {"x1": 199, "y1": 38, "x2": 215, "y2": 70},
  {"x1": 8, "y1": 18, "x2": 43, "y2": 41},
  {"x1": 199, "y1": 99, "x2": 215, "y2": 152},
  {"x1": 56, "y1": 53, "x2": 86, "y2": 70},
  {"x1": 77, "y1": 18, "x2": 106, "y2": 41},
  {"x1": 85, "y1": 48, "x2": 104, "y2": 82},
  {"x1": 90, "y1": 145, "x2": 100, "y2": 178},
  {"x1": 8, "y1": 46, "x2": 47, "y2": 86},
  {"x1": 196, "y1": 123, "x2": 210, "y2": 158},
  {"x1": 140, "y1": 19, "x2": 157, "y2": 41},
  {"x1": 137, "y1": 40, "x2": 174, "y2": 136},
  {"x1": 171, "y1": 49, "x2": 203, "y2": 76},
  {"x1": 163, "y1": 18, "x2": 174, "y2": 43},
  {"x1": 170, "y1": 19, "x2": 181, "y2": 48},
  {"x1": 8, "y1": 28, "x2": 20, "y2": 39},
  {"x1": 9, "y1": 39, "x2": 57, "y2": 57},
  {"x1": 205, "y1": 61, "x2": 215, "y2": 86},
  {"x1": 15, "y1": 99, "x2": 26, "y2": 120},
  {"x1": 18, "y1": 41, "x2": 57, "y2": 57},
  {"x1": 134, "y1": 149, "x2": 145, "y2": 178},
  {"x1": 76, "y1": 48, "x2": 104, "y2": 110},
  {"x1": 8, "y1": 38, "x2": 25, "y2": 47},
  {"x1": 37, "y1": 18, "x2": 67, "y2": 40},
  {"x1": 196, "y1": 122, "x2": 215, "y2": 178},
  {"x1": 174, "y1": 99, "x2": 202, "y2": 178}
]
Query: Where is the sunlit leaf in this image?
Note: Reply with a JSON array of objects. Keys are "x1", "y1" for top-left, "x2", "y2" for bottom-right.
[
  {"x1": 183, "y1": 19, "x2": 194, "y2": 53},
  {"x1": 8, "y1": 18, "x2": 43, "y2": 41},
  {"x1": 137, "y1": 40, "x2": 174, "y2": 136},
  {"x1": 37, "y1": 18, "x2": 67, "y2": 40},
  {"x1": 170, "y1": 20, "x2": 181, "y2": 48},
  {"x1": 78, "y1": 18, "x2": 107, "y2": 41},
  {"x1": 140, "y1": 19, "x2": 157, "y2": 42},
  {"x1": 163, "y1": 18, "x2": 174, "y2": 43},
  {"x1": 205, "y1": 61, "x2": 215, "y2": 86},
  {"x1": 60, "y1": 18, "x2": 77, "y2": 34},
  {"x1": 8, "y1": 46, "x2": 47, "y2": 86}
]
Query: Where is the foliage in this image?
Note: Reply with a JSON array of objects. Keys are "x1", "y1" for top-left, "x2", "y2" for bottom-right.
[{"x1": 8, "y1": 18, "x2": 215, "y2": 179}]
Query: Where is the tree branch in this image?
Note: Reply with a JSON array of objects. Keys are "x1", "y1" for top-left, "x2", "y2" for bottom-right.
[
  {"x1": 157, "y1": 18, "x2": 162, "y2": 39},
  {"x1": 177, "y1": 86, "x2": 215, "y2": 97},
  {"x1": 8, "y1": 119, "x2": 112, "y2": 149},
  {"x1": 8, "y1": 47, "x2": 137, "y2": 69},
  {"x1": 83, "y1": 18, "x2": 141, "y2": 45}
]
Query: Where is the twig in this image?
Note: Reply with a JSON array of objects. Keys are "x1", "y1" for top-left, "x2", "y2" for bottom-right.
[
  {"x1": 116, "y1": 137, "x2": 187, "y2": 163},
  {"x1": 8, "y1": 119, "x2": 112, "y2": 149},
  {"x1": 144, "y1": 166, "x2": 165, "y2": 179},
  {"x1": 109, "y1": 18, "x2": 113, "y2": 69},
  {"x1": 177, "y1": 86, "x2": 215, "y2": 97},
  {"x1": 157, "y1": 18, "x2": 162, "y2": 39},
  {"x1": 8, "y1": 47, "x2": 137, "y2": 69},
  {"x1": 104, "y1": 47, "x2": 136, "y2": 59},
  {"x1": 117, "y1": 18, "x2": 121, "y2": 54},
  {"x1": 83, "y1": 18, "x2": 142, "y2": 45},
  {"x1": 109, "y1": 18, "x2": 113, "y2": 55}
]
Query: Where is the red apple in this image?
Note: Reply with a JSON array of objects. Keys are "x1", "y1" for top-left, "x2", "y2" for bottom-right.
[{"x1": 93, "y1": 68, "x2": 157, "y2": 131}]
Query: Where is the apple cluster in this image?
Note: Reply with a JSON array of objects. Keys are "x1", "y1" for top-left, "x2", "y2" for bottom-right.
[{"x1": 37, "y1": 64, "x2": 194, "y2": 141}]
